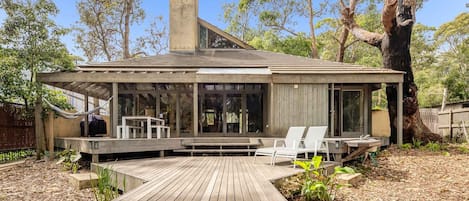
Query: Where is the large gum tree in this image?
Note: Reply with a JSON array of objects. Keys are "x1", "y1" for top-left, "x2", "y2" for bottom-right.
[{"x1": 340, "y1": 0, "x2": 442, "y2": 143}]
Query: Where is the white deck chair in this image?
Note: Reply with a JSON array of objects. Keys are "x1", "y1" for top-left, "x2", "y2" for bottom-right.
[
  {"x1": 254, "y1": 126, "x2": 306, "y2": 165},
  {"x1": 274, "y1": 126, "x2": 329, "y2": 168}
]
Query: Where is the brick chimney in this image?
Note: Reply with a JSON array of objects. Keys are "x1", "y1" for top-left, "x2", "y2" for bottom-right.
[{"x1": 169, "y1": 0, "x2": 199, "y2": 53}]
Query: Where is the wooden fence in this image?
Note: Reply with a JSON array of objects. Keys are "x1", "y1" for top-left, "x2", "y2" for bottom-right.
[
  {"x1": 438, "y1": 108, "x2": 469, "y2": 141},
  {"x1": 0, "y1": 102, "x2": 35, "y2": 151},
  {"x1": 420, "y1": 108, "x2": 439, "y2": 134}
]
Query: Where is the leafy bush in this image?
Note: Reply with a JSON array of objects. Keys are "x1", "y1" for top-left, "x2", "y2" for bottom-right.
[
  {"x1": 56, "y1": 149, "x2": 81, "y2": 173},
  {"x1": 0, "y1": 150, "x2": 34, "y2": 164},
  {"x1": 412, "y1": 138, "x2": 423, "y2": 149},
  {"x1": 424, "y1": 142, "x2": 441, "y2": 152},
  {"x1": 457, "y1": 146, "x2": 469, "y2": 153},
  {"x1": 294, "y1": 156, "x2": 355, "y2": 201},
  {"x1": 93, "y1": 166, "x2": 125, "y2": 201},
  {"x1": 400, "y1": 143, "x2": 412, "y2": 150}
]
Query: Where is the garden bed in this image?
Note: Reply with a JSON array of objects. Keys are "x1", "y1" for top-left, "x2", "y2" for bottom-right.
[{"x1": 276, "y1": 144, "x2": 469, "y2": 201}]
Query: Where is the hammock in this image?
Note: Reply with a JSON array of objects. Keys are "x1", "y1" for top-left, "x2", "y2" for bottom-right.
[{"x1": 43, "y1": 97, "x2": 113, "y2": 119}]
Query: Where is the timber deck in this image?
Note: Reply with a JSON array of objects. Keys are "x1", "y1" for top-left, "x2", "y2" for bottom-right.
[{"x1": 95, "y1": 156, "x2": 306, "y2": 201}]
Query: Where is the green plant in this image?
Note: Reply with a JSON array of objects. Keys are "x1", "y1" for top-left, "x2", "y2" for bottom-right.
[
  {"x1": 412, "y1": 138, "x2": 423, "y2": 149},
  {"x1": 0, "y1": 150, "x2": 34, "y2": 164},
  {"x1": 294, "y1": 156, "x2": 355, "y2": 201},
  {"x1": 400, "y1": 143, "x2": 412, "y2": 150},
  {"x1": 93, "y1": 166, "x2": 125, "y2": 201},
  {"x1": 56, "y1": 149, "x2": 81, "y2": 173},
  {"x1": 424, "y1": 141, "x2": 441, "y2": 152},
  {"x1": 457, "y1": 146, "x2": 469, "y2": 153}
]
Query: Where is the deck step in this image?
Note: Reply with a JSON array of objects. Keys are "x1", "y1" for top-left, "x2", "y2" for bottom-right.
[
  {"x1": 174, "y1": 149, "x2": 257, "y2": 153},
  {"x1": 182, "y1": 142, "x2": 260, "y2": 146}
]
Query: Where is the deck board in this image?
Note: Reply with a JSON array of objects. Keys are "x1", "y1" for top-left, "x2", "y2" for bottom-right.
[{"x1": 104, "y1": 156, "x2": 303, "y2": 201}]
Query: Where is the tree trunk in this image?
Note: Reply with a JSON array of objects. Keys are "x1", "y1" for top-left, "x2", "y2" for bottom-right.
[
  {"x1": 123, "y1": 0, "x2": 133, "y2": 59},
  {"x1": 307, "y1": 0, "x2": 319, "y2": 59},
  {"x1": 341, "y1": 0, "x2": 442, "y2": 143}
]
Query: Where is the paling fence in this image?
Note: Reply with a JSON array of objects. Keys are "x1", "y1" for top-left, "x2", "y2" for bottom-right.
[
  {"x1": 438, "y1": 108, "x2": 469, "y2": 141},
  {"x1": 0, "y1": 102, "x2": 35, "y2": 151}
]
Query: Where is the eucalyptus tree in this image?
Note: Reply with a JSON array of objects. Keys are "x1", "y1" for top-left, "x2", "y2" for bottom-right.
[
  {"x1": 225, "y1": 0, "x2": 327, "y2": 58},
  {"x1": 75, "y1": 0, "x2": 167, "y2": 61},
  {"x1": 434, "y1": 13, "x2": 469, "y2": 102},
  {"x1": 340, "y1": 0, "x2": 442, "y2": 143},
  {"x1": 0, "y1": 0, "x2": 74, "y2": 158}
]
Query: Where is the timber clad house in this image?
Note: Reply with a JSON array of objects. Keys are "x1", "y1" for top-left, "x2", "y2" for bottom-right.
[{"x1": 37, "y1": 0, "x2": 404, "y2": 161}]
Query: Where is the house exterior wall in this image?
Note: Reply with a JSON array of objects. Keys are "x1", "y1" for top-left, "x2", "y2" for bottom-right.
[{"x1": 269, "y1": 84, "x2": 329, "y2": 137}]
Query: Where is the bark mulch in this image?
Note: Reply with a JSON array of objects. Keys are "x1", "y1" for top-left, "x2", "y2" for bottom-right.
[
  {"x1": 277, "y1": 144, "x2": 469, "y2": 201},
  {"x1": 0, "y1": 159, "x2": 95, "y2": 201}
]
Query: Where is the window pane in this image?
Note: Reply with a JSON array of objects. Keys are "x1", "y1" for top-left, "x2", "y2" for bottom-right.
[
  {"x1": 343, "y1": 91, "x2": 361, "y2": 132},
  {"x1": 179, "y1": 93, "x2": 193, "y2": 135},
  {"x1": 200, "y1": 94, "x2": 223, "y2": 133},
  {"x1": 226, "y1": 94, "x2": 241, "y2": 133},
  {"x1": 247, "y1": 93, "x2": 263, "y2": 133}
]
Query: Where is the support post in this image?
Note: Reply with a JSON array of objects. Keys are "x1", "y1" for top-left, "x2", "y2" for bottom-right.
[
  {"x1": 84, "y1": 94, "x2": 89, "y2": 137},
  {"x1": 93, "y1": 97, "x2": 100, "y2": 115},
  {"x1": 34, "y1": 97, "x2": 44, "y2": 160},
  {"x1": 449, "y1": 109, "x2": 453, "y2": 140},
  {"x1": 330, "y1": 83, "x2": 335, "y2": 137},
  {"x1": 268, "y1": 82, "x2": 274, "y2": 136},
  {"x1": 397, "y1": 82, "x2": 403, "y2": 146},
  {"x1": 193, "y1": 83, "x2": 198, "y2": 136},
  {"x1": 176, "y1": 92, "x2": 180, "y2": 137},
  {"x1": 112, "y1": 83, "x2": 118, "y2": 138},
  {"x1": 48, "y1": 111, "x2": 54, "y2": 160}
]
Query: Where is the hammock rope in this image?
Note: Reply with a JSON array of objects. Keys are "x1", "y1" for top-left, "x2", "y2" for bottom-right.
[{"x1": 43, "y1": 96, "x2": 113, "y2": 119}]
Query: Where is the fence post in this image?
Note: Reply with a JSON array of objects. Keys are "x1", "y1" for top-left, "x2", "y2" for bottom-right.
[
  {"x1": 48, "y1": 111, "x2": 54, "y2": 160},
  {"x1": 449, "y1": 109, "x2": 453, "y2": 140}
]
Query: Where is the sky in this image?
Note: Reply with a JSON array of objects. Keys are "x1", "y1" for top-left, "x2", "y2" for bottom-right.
[{"x1": 1, "y1": 0, "x2": 468, "y2": 59}]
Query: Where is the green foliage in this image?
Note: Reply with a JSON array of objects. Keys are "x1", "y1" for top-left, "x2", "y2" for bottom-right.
[
  {"x1": 56, "y1": 149, "x2": 81, "y2": 173},
  {"x1": 0, "y1": 150, "x2": 34, "y2": 164},
  {"x1": 412, "y1": 138, "x2": 423, "y2": 149},
  {"x1": 93, "y1": 166, "x2": 125, "y2": 201},
  {"x1": 0, "y1": 0, "x2": 74, "y2": 110},
  {"x1": 400, "y1": 143, "x2": 412, "y2": 150},
  {"x1": 434, "y1": 13, "x2": 469, "y2": 102},
  {"x1": 457, "y1": 146, "x2": 469, "y2": 154},
  {"x1": 424, "y1": 142, "x2": 441, "y2": 152},
  {"x1": 294, "y1": 156, "x2": 355, "y2": 201}
]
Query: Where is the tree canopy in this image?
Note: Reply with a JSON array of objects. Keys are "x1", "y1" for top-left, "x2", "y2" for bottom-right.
[{"x1": 0, "y1": 0, "x2": 74, "y2": 110}]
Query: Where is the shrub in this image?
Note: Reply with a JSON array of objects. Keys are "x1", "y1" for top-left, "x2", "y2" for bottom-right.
[
  {"x1": 56, "y1": 149, "x2": 81, "y2": 173},
  {"x1": 400, "y1": 143, "x2": 412, "y2": 150},
  {"x1": 294, "y1": 156, "x2": 355, "y2": 201},
  {"x1": 0, "y1": 150, "x2": 34, "y2": 164},
  {"x1": 424, "y1": 142, "x2": 441, "y2": 152},
  {"x1": 412, "y1": 138, "x2": 423, "y2": 149},
  {"x1": 93, "y1": 166, "x2": 125, "y2": 201}
]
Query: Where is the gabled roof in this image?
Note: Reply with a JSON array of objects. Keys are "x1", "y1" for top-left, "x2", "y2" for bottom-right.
[{"x1": 79, "y1": 49, "x2": 400, "y2": 75}]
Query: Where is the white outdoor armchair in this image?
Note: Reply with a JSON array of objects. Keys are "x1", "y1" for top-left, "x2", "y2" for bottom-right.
[
  {"x1": 254, "y1": 126, "x2": 306, "y2": 165},
  {"x1": 274, "y1": 126, "x2": 329, "y2": 168}
]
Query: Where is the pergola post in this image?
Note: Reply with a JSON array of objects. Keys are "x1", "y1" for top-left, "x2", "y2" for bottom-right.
[
  {"x1": 112, "y1": 83, "x2": 118, "y2": 138},
  {"x1": 193, "y1": 83, "x2": 198, "y2": 136},
  {"x1": 47, "y1": 111, "x2": 54, "y2": 160},
  {"x1": 84, "y1": 94, "x2": 89, "y2": 137},
  {"x1": 397, "y1": 82, "x2": 404, "y2": 146},
  {"x1": 330, "y1": 83, "x2": 335, "y2": 137}
]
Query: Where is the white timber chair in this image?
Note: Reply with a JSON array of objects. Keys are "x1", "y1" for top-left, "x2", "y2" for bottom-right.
[
  {"x1": 274, "y1": 126, "x2": 329, "y2": 168},
  {"x1": 254, "y1": 126, "x2": 306, "y2": 165}
]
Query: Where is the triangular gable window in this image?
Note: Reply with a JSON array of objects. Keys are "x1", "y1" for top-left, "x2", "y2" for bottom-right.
[{"x1": 199, "y1": 24, "x2": 242, "y2": 49}]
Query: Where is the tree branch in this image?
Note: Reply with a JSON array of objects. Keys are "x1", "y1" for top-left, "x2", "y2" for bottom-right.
[
  {"x1": 382, "y1": 0, "x2": 398, "y2": 35},
  {"x1": 340, "y1": 0, "x2": 384, "y2": 48},
  {"x1": 344, "y1": 39, "x2": 360, "y2": 49}
]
